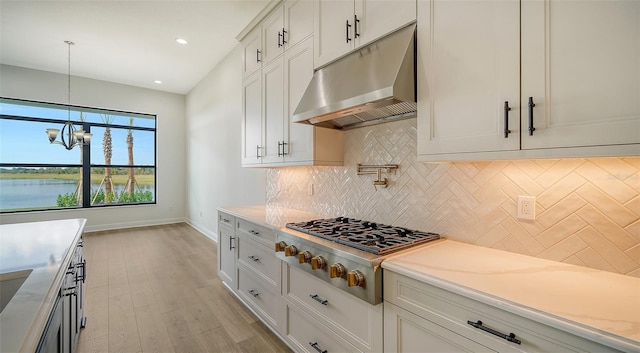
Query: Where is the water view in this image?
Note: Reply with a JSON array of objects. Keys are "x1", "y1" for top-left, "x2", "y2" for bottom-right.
[{"x1": 0, "y1": 178, "x2": 155, "y2": 211}]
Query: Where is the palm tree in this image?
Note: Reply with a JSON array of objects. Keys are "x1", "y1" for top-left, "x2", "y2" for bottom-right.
[
  {"x1": 101, "y1": 114, "x2": 115, "y2": 202},
  {"x1": 126, "y1": 117, "x2": 135, "y2": 195}
]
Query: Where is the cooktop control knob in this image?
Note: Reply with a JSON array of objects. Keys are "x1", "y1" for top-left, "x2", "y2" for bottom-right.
[
  {"x1": 311, "y1": 256, "x2": 326, "y2": 270},
  {"x1": 284, "y1": 245, "x2": 298, "y2": 257},
  {"x1": 298, "y1": 251, "x2": 312, "y2": 264},
  {"x1": 275, "y1": 241, "x2": 287, "y2": 252},
  {"x1": 347, "y1": 270, "x2": 365, "y2": 287},
  {"x1": 329, "y1": 263, "x2": 346, "y2": 279}
]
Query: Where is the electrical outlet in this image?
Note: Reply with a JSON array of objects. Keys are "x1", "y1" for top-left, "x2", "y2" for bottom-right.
[{"x1": 517, "y1": 196, "x2": 535, "y2": 220}]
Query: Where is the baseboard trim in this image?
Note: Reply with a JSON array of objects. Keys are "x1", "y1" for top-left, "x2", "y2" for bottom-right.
[{"x1": 186, "y1": 220, "x2": 217, "y2": 242}]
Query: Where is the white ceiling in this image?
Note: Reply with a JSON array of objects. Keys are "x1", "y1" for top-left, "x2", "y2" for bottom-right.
[{"x1": 0, "y1": 0, "x2": 270, "y2": 95}]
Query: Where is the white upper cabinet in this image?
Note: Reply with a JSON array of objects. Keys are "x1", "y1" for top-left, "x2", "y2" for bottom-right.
[
  {"x1": 284, "y1": 0, "x2": 314, "y2": 49},
  {"x1": 261, "y1": 7, "x2": 285, "y2": 65},
  {"x1": 283, "y1": 37, "x2": 315, "y2": 164},
  {"x1": 241, "y1": 71, "x2": 263, "y2": 165},
  {"x1": 314, "y1": 0, "x2": 416, "y2": 68},
  {"x1": 418, "y1": 0, "x2": 640, "y2": 161},
  {"x1": 262, "y1": 0, "x2": 314, "y2": 66},
  {"x1": 262, "y1": 57, "x2": 286, "y2": 164},
  {"x1": 242, "y1": 28, "x2": 263, "y2": 78},
  {"x1": 417, "y1": 0, "x2": 520, "y2": 156},
  {"x1": 521, "y1": 0, "x2": 640, "y2": 152}
]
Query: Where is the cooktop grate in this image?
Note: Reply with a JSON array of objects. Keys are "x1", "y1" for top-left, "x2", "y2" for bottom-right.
[{"x1": 286, "y1": 217, "x2": 440, "y2": 255}]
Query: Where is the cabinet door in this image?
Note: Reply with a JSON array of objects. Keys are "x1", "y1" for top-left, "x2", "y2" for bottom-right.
[
  {"x1": 417, "y1": 0, "x2": 520, "y2": 157},
  {"x1": 218, "y1": 224, "x2": 236, "y2": 288},
  {"x1": 384, "y1": 302, "x2": 497, "y2": 353},
  {"x1": 242, "y1": 72, "x2": 263, "y2": 165},
  {"x1": 314, "y1": 0, "x2": 355, "y2": 68},
  {"x1": 355, "y1": 0, "x2": 416, "y2": 46},
  {"x1": 262, "y1": 7, "x2": 285, "y2": 65},
  {"x1": 521, "y1": 0, "x2": 640, "y2": 150},
  {"x1": 242, "y1": 28, "x2": 262, "y2": 78},
  {"x1": 284, "y1": 0, "x2": 314, "y2": 49},
  {"x1": 262, "y1": 58, "x2": 285, "y2": 164},
  {"x1": 284, "y1": 37, "x2": 315, "y2": 164}
]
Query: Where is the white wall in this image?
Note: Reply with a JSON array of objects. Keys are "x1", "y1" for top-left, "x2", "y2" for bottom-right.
[
  {"x1": 185, "y1": 45, "x2": 266, "y2": 240},
  {"x1": 0, "y1": 64, "x2": 187, "y2": 231}
]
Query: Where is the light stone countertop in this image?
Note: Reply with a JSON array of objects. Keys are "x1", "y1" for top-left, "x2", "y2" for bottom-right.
[
  {"x1": 0, "y1": 218, "x2": 86, "y2": 353},
  {"x1": 218, "y1": 205, "x2": 323, "y2": 229},
  {"x1": 382, "y1": 239, "x2": 640, "y2": 353}
]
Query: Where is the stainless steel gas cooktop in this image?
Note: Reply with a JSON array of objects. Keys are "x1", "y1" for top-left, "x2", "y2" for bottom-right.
[{"x1": 276, "y1": 217, "x2": 441, "y2": 305}]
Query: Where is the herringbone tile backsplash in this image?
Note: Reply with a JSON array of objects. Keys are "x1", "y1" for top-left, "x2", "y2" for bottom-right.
[{"x1": 266, "y1": 119, "x2": 640, "y2": 277}]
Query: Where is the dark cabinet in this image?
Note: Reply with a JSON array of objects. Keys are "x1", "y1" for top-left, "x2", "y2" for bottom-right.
[{"x1": 37, "y1": 237, "x2": 86, "y2": 353}]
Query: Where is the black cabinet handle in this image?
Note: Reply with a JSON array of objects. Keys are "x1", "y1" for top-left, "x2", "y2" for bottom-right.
[
  {"x1": 256, "y1": 49, "x2": 262, "y2": 63},
  {"x1": 528, "y1": 97, "x2": 536, "y2": 136},
  {"x1": 256, "y1": 145, "x2": 263, "y2": 159},
  {"x1": 309, "y1": 342, "x2": 327, "y2": 353},
  {"x1": 248, "y1": 289, "x2": 259, "y2": 298},
  {"x1": 278, "y1": 141, "x2": 288, "y2": 157},
  {"x1": 229, "y1": 236, "x2": 235, "y2": 251},
  {"x1": 310, "y1": 294, "x2": 329, "y2": 305},
  {"x1": 504, "y1": 101, "x2": 512, "y2": 138},
  {"x1": 467, "y1": 320, "x2": 521, "y2": 345},
  {"x1": 282, "y1": 28, "x2": 287, "y2": 45},
  {"x1": 346, "y1": 20, "x2": 352, "y2": 43},
  {"x1": 354, "y1": 15, "x2": 360, "y2": 38}
]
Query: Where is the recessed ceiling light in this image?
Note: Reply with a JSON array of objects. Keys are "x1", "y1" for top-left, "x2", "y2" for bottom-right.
[
  {"x1": 154, "y1": 80, "x2": 163, "y2": 84},
  {"x1": 176, "y1": 38, "x2": 188, "y2": 45}
]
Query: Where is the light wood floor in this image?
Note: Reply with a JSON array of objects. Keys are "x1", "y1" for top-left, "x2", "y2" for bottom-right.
[{"x1": 77, "y1": 223, "x2": 292, "y2": 353}]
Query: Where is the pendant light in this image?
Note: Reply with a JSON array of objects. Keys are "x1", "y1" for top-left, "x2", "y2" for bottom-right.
[{"x1": 46, "y1": 40, "x2": 92, "y2": 150}]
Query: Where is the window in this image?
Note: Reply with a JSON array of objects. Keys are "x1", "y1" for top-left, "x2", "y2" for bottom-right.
[{"x1": 0, "y1": 98, "x2": 156, "y2": 213}]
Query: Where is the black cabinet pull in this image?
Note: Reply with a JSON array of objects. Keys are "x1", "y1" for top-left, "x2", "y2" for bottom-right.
[
  {"x1": 346, "y1": 20, "x2": 352, "y2": 43},
  {"x1": 467, "y1": 320, "x2": 521, "y2": 345},
  {"x1": 354, "y1": 15, "x2": 360, "y2": 38},
  {"x1": 256, "y1": 145, "x2": 262, "y2": 159},
  {"x1": 310, "y1": 294, "x2": 329, "y2": 305},
  {"x1": 277, "y1": 141, "x2": 289, "y2": 157},
  {"x1": 528, "y1": 97, "x2": 536, "y2": 136},
  {"x1": 309, "y1": 342, "x2": 327, "y2": 353},
  {"x1": 256, "y1": 49, "x2": 262, "y2": 63},
  {"x1": 504, "y1": 101, "x2": 512, "y2": 138},
  {"x1": 229, "y1": 236, "x2": 235, "y2": 251},
  {"x1": 282, "y1": 28, "x2": 287, "y2": 45}
]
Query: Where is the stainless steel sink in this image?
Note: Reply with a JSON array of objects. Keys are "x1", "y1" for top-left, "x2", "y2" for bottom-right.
[{"x1": 0, "y1": 269, "x2": 32, "y2": 313}]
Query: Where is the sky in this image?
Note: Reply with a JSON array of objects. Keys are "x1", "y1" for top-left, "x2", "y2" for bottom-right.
[{"x1": 0, "y1": 102, "x2": 155, "y2": 166}]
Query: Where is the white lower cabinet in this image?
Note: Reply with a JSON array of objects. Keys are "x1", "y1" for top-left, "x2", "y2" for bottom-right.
[
  {"x1": 217, "y1": 212, "x2": 236, "y2": 289},
  {"x1": 283, "y1": 266, "x2": 383, "y2": 352},
  {"x1": 384, "y1": 302, "x2": 496, "y2": 353},
  {"x1": 284, "y1": 303, "x2": 361, "y2": 353},
  {"x1": 237, "y1": 265, "x2": 281, "y2": 329},
  {"x1": 384, "y1": 270, "x2": 624, "y2": 353}
]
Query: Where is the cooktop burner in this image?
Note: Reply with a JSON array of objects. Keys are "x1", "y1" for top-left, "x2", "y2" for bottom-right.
[{"x1": 286, "y1": 217, "x2": 440, "y2": 255}]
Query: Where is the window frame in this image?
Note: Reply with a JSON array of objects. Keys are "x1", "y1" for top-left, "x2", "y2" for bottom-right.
[{"x1": 0, "y1": 97, "x2": 157, "y2": 213}]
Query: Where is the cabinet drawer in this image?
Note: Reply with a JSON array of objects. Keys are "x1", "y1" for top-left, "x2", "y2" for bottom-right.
[
  {"x1": 237, "y1": 266, "x2": 280, "y2": 328},
  {"x1": 236, "y1": 218, "x2": 275, "y2": 245},
  {"x1": 237, "y1": 235, "x2": 281, "y2": 289},
  {"x1": 285, "y1": 302, "x2": 361, "y2": 353},
  {"x1": 218, "y1": 212, "x2": 235, "y2": 228},
  {"x1": 384, "y1": 271, "x2": 623, "y2": 353},
  {"x1": 285, "y1": 266, "x2": 382, "y2": 351}
]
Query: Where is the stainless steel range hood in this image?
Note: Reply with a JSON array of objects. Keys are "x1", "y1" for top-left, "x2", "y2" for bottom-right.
[{"x1": 293, "y1": 24, "x2": 416, "y2": 130}]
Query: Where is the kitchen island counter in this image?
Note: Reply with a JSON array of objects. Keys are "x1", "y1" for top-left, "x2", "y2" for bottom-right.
[
  {"x1": 382, "y1": 239, "x2": 640, "y2": 352},
  {"x1": 0, "y1": 218, "x2": 86, "y2": 353}
]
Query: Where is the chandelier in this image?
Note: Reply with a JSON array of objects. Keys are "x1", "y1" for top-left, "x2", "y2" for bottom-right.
[{"x1": 46, "y1": 40, "x2": 92, "y2": 150}]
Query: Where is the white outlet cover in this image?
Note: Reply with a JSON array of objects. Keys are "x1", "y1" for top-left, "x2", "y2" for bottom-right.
[{"x1": 517, "y1": 195, "x2": 536, "y2": 220}]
